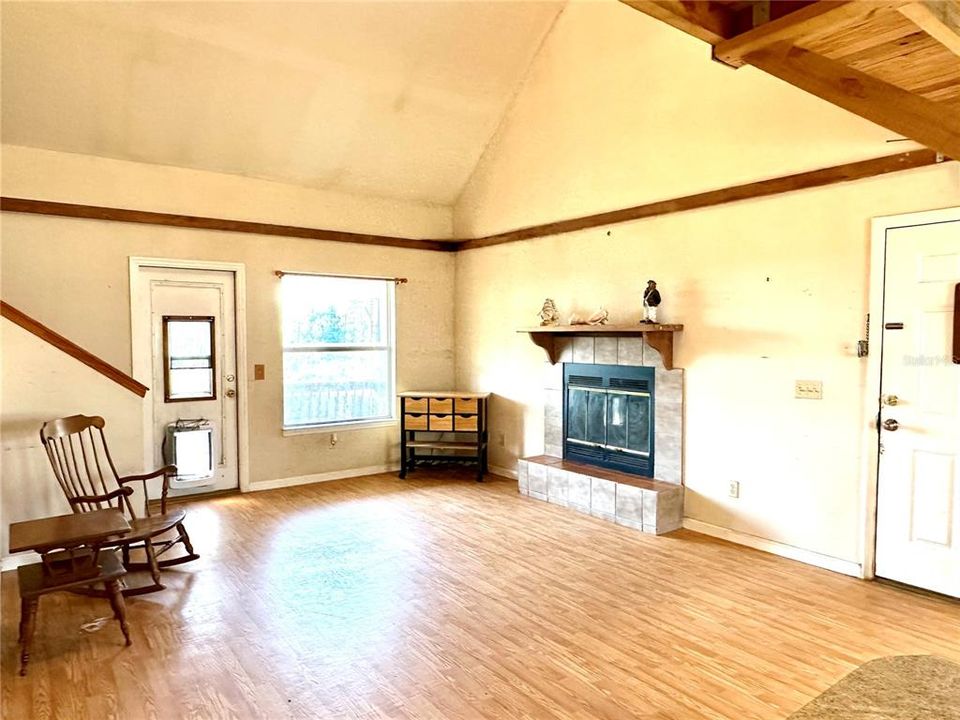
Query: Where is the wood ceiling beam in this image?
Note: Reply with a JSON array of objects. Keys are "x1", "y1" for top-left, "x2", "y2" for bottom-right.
[
  {"x1": 0, "y1": 197, "x2": 457, "y2": 252},
  {"x1": 714, "y1": 1, "x2": 904, "y2": 68},
  {"x1": 898, "y1": 1, "x2": 960, "y2": 58},
  {"x1": 744, "y1": 42, "x2": 960, "y2": 159},
  {"x1": 458, "y1": 150, "x2": 945, "y2": 251},
  {"x1": 618, "y1": 1, "x2": 738, "y2": 44}
]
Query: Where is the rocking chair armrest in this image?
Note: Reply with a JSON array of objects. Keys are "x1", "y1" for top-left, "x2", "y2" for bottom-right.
[
  {"x1": 117, "y1": 465, "x2": 177, "y2": 485},
  {"x1": 119, "y1": 465, "x2": 176, "y2": 516},
  {"x1": 68, "y1": 486, "x2": 134, "y2": 507}
]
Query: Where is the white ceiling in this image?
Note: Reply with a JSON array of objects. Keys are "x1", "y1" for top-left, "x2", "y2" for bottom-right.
[{"x1": 1, "y1": 1, "x2": 563, "y2": 205}]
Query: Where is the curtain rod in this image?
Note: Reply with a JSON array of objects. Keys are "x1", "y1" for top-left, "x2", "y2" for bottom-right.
[{"x1": 274, "y1": 270, "x2": 407, "y2": 285}]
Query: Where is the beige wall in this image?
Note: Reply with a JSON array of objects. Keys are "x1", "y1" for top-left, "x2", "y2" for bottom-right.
[
  {"x1": 451, "y1": 1, "x2": 960, "y2": 565},
  {"x1": 1, "y1": 146, "x2": 456, "y2": 559},
  {"x1": 453, "y1": 1, "x2": 916, "y2": 238},
  {"x1": 0, "y1": 323, "x2": 143, "y2": 557}
]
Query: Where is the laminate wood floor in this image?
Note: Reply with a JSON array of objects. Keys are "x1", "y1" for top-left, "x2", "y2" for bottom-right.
[{"x1": 2, "y1": 470, "x2": 959, "y2": 719}]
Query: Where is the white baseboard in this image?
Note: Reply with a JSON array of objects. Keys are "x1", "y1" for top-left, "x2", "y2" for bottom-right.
[
  {"x1": 682, "y1": 518, "x2": 862, "y2": 578},
  {"x1": 489, "y1": 464, "x2": 518, "y2": 480},
  {"x1": 248, "y1": 463, "x2": 400, "y2": 492}
]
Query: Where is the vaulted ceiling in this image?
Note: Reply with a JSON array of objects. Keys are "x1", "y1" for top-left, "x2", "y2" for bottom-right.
[
  {"x1": 3, "y1": 0, "x2": 956, "y2": 218},
  {"x1": 1, "y1": 1, "x2": 562, "y2": 205}
]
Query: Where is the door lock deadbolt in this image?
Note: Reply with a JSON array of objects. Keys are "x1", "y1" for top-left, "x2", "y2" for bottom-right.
[
  {"x1": 225, "y1": 374, "x2": 236, "y2": 382},
  {"x1": 882, "y1": 394, "x2": 899, "y2": 406}
]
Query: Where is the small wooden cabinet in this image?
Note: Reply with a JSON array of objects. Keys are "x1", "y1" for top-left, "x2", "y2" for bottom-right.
[{"x1": 399, "y1": 391, "x2": 490, "y2": 481}]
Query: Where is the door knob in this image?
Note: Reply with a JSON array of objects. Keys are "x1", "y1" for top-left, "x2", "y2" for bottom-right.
[
  {"x1": 882, "y1": 418, "x2": 899, "y2": 432},
  {"x1": 225, "y1": 388, "x2": 236, "y2": 398}
]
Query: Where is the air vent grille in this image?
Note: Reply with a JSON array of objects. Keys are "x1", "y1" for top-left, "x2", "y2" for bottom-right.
[
  {"x1": 568, "y1": 375, "x2": 603, "y2": 388},
  {"x1": 609, "y1": 377, "x2": 649, "y2": 391}
]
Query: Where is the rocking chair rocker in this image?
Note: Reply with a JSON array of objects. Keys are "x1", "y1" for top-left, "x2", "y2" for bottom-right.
[{"x1": 40, "y1": 415, "x2": 199, "y2": 595}]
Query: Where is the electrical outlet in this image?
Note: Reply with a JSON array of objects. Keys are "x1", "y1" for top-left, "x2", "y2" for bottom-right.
[
  {"x1": 795, "y1": 380, "x2": 823, "y2": 399},
  {"x1": 728, "y1": 480, "x2": 740, "y2": 499}
]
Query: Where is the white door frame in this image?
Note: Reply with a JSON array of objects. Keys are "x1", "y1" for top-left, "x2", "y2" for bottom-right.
[
  {"x1": 129, "y1": 257, "x2": 250, "y2": 493},
  {"x1": 861, "y1": 206, "x2": 960, "y2": 579}
]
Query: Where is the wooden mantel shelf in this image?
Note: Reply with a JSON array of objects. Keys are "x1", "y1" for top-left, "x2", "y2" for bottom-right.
[{"x1": 518, "y1": 324, "x2": 683, "y2": 370}]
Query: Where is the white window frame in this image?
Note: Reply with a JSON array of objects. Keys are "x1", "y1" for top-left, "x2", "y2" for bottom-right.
[{"x1": 280, "y1": 274, "x2": 397, "y2": 435}]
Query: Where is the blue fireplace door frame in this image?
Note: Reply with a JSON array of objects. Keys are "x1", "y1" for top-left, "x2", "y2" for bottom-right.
[{"x1": 562, "y1": 363, "x2": 655, "y2": 478}]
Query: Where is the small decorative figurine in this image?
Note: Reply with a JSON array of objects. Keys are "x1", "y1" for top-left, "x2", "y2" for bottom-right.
[
  {"x1": 642, "y1": 280, "x2": 661, "y2": 324},
  {"x1": 587, "y1": 307, "x2": 609, "y2": 326},
  {"x1": 538, "y1": 298, "x2": 560, "y2": 326},
  {"x1": 568, "y1": 313, "x2": 587, "y2": 325}
]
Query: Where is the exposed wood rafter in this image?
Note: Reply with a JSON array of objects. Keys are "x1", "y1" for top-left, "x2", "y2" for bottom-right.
[
  {"x1": 713, "y1": 1, "x2": 903, "y2": 68},
  {"x1": 619, "y1": 1, "x2": 737, "y2": 43},
  {"x1": 899, "y1": 0, "x2": 960, "y2": 58},
  {"x1": 619, "y1": 0, "x2": 960, "y2": 160},
  {"x1": 746, "y1": 43, "x2": 960, "y2": 158}
]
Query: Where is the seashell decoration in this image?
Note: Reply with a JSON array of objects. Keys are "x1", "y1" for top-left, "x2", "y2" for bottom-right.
[
  {"x1": 587, "y1": 307, "x2": 609, "y2": 326},
  {"x1": 568, "y1": 313, "x2": 587, "y2": 325}
]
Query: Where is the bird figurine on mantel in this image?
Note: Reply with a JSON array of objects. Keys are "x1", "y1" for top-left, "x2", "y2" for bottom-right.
[
  {"x1": 587, "y1": 307, "x2": 609, "y2": 325},
  {"x1": 642, "y1": 280, "x2": 662, "y2": 324},
  {"x1": 538, "y1": 298, "x2": 560, "y2": 326}
]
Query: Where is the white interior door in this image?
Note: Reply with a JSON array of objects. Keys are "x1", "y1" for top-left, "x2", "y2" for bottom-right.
[
  {"x1": 875, "y1": 211, "x2": 960, "y2": 598},
  {"x1": 139, "y1": 267, "x2": 239, "y2": 496}
]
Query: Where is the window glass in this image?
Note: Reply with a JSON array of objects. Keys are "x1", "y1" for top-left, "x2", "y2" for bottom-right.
[
  {"x1": 281, "y1": 275, "x2": 394, "y2": 428},
  {"x1": 163, "y1": 317, "x2": 215, "y2": 402}
]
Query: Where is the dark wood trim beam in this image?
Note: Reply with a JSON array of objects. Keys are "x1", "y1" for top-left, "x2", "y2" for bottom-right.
[
  {"x1": 744, "y1": 43, "x2": 960, "y2": 160},
  {"x1": 2, "y1": 153, "x2": 948, "y2": 254},
  {"x1": 713, "y1": 1, "x2": 901, "y2": 68},
  {"x1": 0, "y1": 198, "x2": 457, "y2": 253},
  {"x1": 458, "y1": 150, "x2": 946, "y2": 250},
  {"x1": 1, "y1": 301, "x2": 149, "y2": 397},
  {"x1": 618, "y1": 1, "x2": 738, "y2": 43}
]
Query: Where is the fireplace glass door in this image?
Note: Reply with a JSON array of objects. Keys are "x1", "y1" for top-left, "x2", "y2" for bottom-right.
[
  {"x1": 567, "y1": 389, "x2": 650, "y2": 455},
  {"x1": 563, "y1": 363, "x2": 655, "y2": 477}
]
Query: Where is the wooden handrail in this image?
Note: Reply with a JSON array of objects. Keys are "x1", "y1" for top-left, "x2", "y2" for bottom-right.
[{"x1": 1, "y1": 301, "x2": 149, "y2": 397}]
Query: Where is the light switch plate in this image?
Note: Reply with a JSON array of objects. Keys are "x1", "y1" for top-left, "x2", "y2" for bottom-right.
[{"x1": 795, "y1": 380, "x2": 823, "y2": 399}]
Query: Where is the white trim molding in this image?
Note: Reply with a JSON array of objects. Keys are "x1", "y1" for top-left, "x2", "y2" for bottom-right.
[
  {"x1": 489, "y1": 464, "x2": 518, "y2": 480},
  {"x1": 683, "y1": 518, "x2": 862, "y2": 578},
  {"x1": 128, "y1": 257, "x2": 251, "y2": 493},
  {"x1": 248, "y1": 464, "x2": 400, "y2": 492}
]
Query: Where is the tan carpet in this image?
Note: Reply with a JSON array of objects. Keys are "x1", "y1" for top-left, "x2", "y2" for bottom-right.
[{"x1": 789, "y1": 656, "x2": 960, "y2": 719}]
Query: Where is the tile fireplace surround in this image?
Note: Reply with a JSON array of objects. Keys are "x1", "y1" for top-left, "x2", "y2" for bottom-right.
[{"x1": 518, "y1": 334, "x2": 684, "y2": 535}]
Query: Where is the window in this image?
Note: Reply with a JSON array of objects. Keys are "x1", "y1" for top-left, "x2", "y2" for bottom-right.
[
  {"x1": 281, "y1": 274, "x2": 395, "y2": 429},
  {"x1": 163, "y1": 316, "x2": 216, "y2": 402}
]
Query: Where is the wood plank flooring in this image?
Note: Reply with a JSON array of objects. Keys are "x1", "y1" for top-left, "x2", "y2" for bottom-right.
[{"x1": 2, "y1": 470, "x2": 959, "y2": 719}]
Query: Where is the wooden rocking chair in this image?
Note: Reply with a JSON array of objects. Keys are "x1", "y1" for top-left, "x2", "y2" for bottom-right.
[{"x1": 40, "y1": 415, "x2": 199, "y2": 595}]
